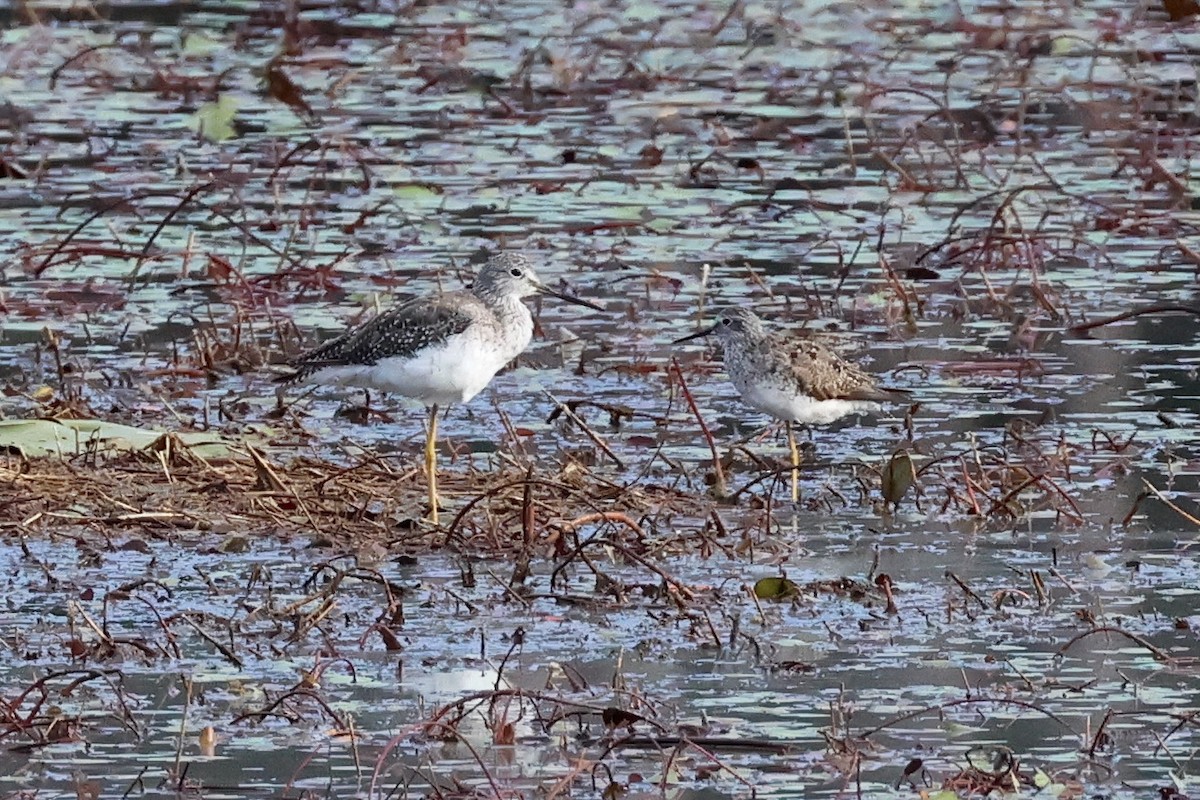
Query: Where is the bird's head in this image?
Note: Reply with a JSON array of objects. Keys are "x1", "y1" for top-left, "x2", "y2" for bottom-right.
[
  {"x1": 475, "y1": 253, "x2": 602, "y2": 311},
  {"x1": 673, "y1": 307, "x2": 767, "y2": 347}
]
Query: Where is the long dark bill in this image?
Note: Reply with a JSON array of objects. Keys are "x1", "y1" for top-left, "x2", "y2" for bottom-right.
[
  {"x1": 671, "y1": 322, "x2": 719, "y2": 345},
  {"x1": 536, "y1": 284, "x2": 604, "y2": 312}
]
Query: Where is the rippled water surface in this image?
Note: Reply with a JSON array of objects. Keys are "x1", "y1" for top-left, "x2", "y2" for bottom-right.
[{"x1": 1, "y1": 0, "x2": 1199, "y2": 797}]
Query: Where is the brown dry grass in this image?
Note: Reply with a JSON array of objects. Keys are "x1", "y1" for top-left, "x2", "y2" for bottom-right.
[{"x1": 0, "y1": 444, "x2": 708, "y2": 555}]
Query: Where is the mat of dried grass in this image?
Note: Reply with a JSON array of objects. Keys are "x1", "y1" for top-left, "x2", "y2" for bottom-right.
[{"x1": 0, "y1": 442, "x2": 710, "y2": 555}]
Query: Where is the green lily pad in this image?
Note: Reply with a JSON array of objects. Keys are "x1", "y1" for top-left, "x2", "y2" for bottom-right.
[
  {"x1": 188, "y1": 94, "x2": 239, "y2": 142},
  {"x1": 0, "y1": 419, "x2": 248, "y2": 460},
  {"x1": 882, "y1": 450, "x2": 916, "y2": 505},
  {"x1": 754, "y1": 576, "x2": 800, "y2": 600}
]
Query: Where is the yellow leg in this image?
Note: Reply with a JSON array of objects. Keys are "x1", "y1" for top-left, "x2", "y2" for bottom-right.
[
  {"x1": 426, "y1": 404, "x2": 439, "y2": 525},
  {"x1": 787, "y1": 421, "x2": 801, "y2": 503}
]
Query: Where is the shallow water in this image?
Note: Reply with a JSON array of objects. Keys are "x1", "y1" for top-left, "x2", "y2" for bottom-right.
[
  {"x1": 2, "y1": 0, "x2": 1199, "y2": 796},
  {"x1": 0, "y1": 527, "x2": 1195, "y2": 797}
]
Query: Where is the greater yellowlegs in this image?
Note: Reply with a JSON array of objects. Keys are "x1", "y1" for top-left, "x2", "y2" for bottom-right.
[
  {"x1": 276, "y1": 252, "x2": 602, "y2": 524},
  {"x1": 673, "y1": 307, "x2": 909, "y2": 500}
]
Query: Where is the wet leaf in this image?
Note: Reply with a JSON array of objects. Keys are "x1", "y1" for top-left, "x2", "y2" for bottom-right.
[
  {"x1": 198, "y1": 725, "x2": 217, "y2": 757},
  {"x1": 219, "y1": 536, "x2": 250, "y2": 554},
  {"x1": 393, "y1": 183, "x2": 443, "y2": 199},
  {"x1": 965, "y1": 745, "x2": 1015, "y2": 774},
  {"x1": 753, "y1": 576, "x2": 800, "y2": 600},
  {"x1": 265, "y1": 63, "x2": 314, "y2": 118},
  {"x1": 601, "y1": 782, "x2": 626, "y2": 800},
  {"x1": 206, "y1": 254, "x2": 235, "y2": 282},
  {"x1": 493, "y1": 720, "x2": 515, "y2": 745},
  {"x1": 639, "y1": 143, "x2": 663, "y2": 167},
  {"x1": 905, "y1": 266, "x2": 940, "y2": 280},
  {"x1": 188, "y1": 94, "x2": 239, "y2": 142},
  {"x1": 181, "y1": 33, "x2": 221, "y2": 55},
  {"x1": 1163, "y1": 0, "x2": 1200, "y2": 21},
  {"x1": 601, "y1": 707, "x2": 645, "y2": 728},
  {"x1": 882, "y1": 450, "x2": 916, "y2": 505},
  {"x1": 376, "y1": 626, "x2": 402, "y2": 651},
  {"x1": 45, "y1": 716, "x2": 73, "y2": 742},
  {"x1": 0, "y1": 419, "x2": 250, "y2": 459}
]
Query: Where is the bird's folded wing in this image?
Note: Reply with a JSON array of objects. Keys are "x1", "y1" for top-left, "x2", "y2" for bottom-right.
[
  {"x1": 841, "y1": 385, "x2": 911, "y2": 403},
  {"x1": 786, "y1": 338, "x2": 905, "y2": 403},
  {"x1": 279, "y1": 298, "x2": 474, "y2": 382}
]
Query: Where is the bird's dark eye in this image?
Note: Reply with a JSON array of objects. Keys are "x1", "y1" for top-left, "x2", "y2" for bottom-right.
[
  {"x1": 720, "y1": 317, "x2": 732, "y2": 326},
  {"x1": 509, "y1": 268, "x2": 522, "y2": 277}
]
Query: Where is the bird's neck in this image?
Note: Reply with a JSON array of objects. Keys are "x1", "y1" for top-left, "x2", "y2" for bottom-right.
[
  {"x1": 723, "y1": 335, "x2": 773, "y2": 379},
  {"x1": 723, "y1": 333, "x2": 767, "y2": 359},
  {"x1": 480, "y1": 291, "x2": 534, "y2": 359},
  {"x1": 478, "y1": 290, "x2": 528, "y2": 319}
]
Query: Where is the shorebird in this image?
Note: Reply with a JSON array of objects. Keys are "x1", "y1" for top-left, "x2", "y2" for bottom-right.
[
  {"x1": 673, "y1": 307, "x2": 909, "y2": 500},
  {"x1": 276, "y1": 252, "x2": 601, "y2": 524}
]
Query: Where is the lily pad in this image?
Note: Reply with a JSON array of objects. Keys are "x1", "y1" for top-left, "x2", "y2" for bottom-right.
[
  {"x1": 188, "y1": 94, "x2": 239, "y2": 142},
  {"x1": 753, "y1": 576, "x2": 800, "y2": 600},
  {"x1": 0, "y1": 419, "x2": 248, "y2": 459},
  {"x1": 882, "y1": 450, "x2": 916, "y2": 505}
]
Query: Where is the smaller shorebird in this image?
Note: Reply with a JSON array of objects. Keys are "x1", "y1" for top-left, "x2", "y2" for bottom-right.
[
  {"x1": 673, "y1": 307, "x2": 909, "y2": 500},
  {"x1": 276, "y1": 253, "x2": 601, "y2": 525}
]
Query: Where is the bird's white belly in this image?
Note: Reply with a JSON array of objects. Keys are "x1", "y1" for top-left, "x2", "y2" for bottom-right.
[
  {"x1": 738, "y1": 381, "x2": 877, "y2": 425},
  {"x1": 302, "y1": 334, "x2": 510, "y2": 406}
]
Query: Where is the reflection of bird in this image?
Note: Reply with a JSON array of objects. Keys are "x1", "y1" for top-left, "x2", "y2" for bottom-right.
[
  {"x1": 276, "y1": 253, "x2": 601, "y2": 525},
  {"x1": 673, "y1": 307, "x2": 909, "y2": 500}
]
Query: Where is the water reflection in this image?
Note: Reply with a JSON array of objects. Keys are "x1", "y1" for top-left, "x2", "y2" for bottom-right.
[{"x1": 1, "y1": 0, "x2": 1199, "y2": 796}]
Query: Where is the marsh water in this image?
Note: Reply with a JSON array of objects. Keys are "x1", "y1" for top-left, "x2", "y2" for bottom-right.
[{"x1": 1, "y1": 0, "x2": 1199, "y2": 797}]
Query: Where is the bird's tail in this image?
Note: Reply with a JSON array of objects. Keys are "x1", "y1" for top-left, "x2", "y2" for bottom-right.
[
  {"x1": 851, "y1": 386, "x2": 912, "y2": 404},
  {"x1": 876, "y1": 387, "x2": 912, "y2": 403}
]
